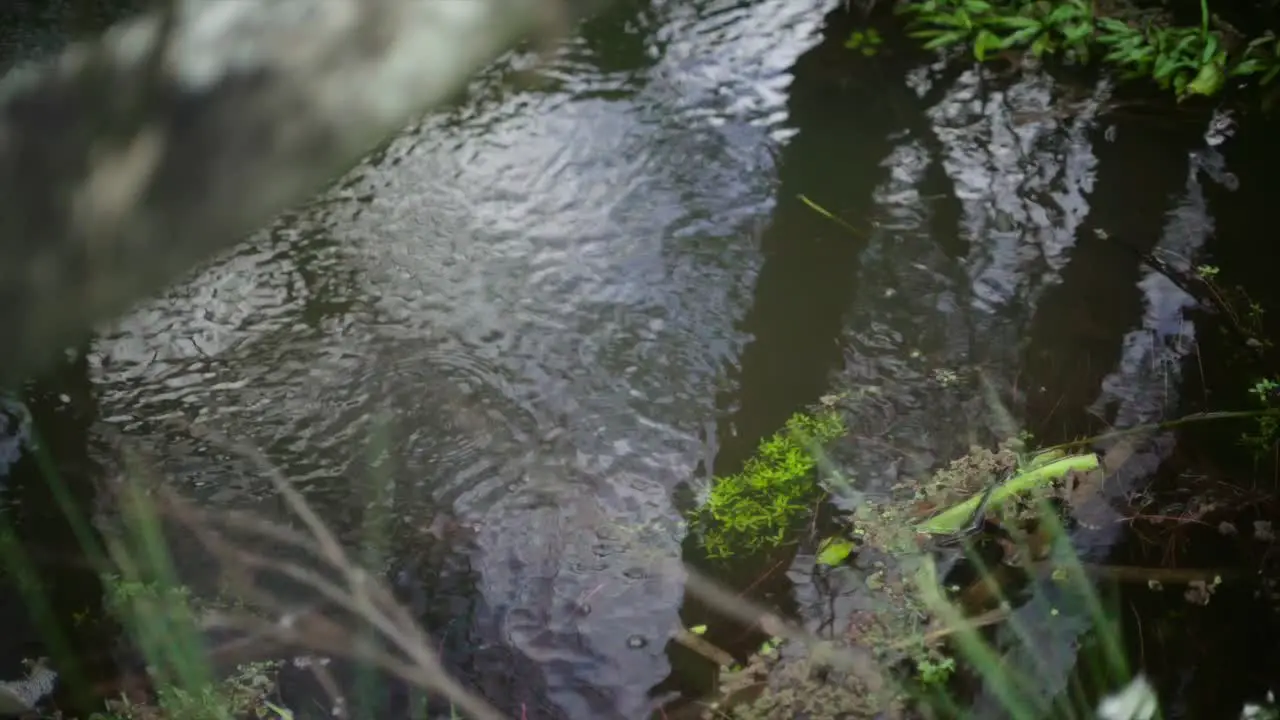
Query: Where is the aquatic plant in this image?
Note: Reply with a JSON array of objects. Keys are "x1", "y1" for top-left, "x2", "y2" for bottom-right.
[
  {"x1": 914, "y1": 450, "x2": 1097, "y2": 535},
  {"x1": 1242, "y1": 377, "x2": 1280, "y2": 452},
  {"x1": 893, "y1": 0, "x2": 1269, "y2": 100},
  {"x1": 86, "y1": 657, "x2": 286, "y2": 720},
  {"x1": 705, "y1": 436, "x2": 1139, "y2": 718},
  {"x1": 845, "y1": 27, "x2": 885, "y2": 56},
  {"x1": 96, "y1": 576, "x2": 289, "y2": 720},
  {"x1": 690, "y1": 410, "x2": 846, "y2": 560}
]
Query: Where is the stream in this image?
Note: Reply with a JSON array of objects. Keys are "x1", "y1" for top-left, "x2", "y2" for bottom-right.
[{"x1": 2, "y1": 0, "x2": 1280, "y2": 718}]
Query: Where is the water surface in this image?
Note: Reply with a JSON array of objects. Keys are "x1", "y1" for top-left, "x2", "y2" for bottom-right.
[{"x1": 2, "y1": 1, "x2": 1278, "y2": 717}]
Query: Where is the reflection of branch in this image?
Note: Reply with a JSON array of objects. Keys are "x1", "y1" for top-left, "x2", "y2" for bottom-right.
[{"x1": 0, "y1": 0, "x2": 583, "y2": 385}]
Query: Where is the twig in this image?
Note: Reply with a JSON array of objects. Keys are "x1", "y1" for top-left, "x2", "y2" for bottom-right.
[{"x1": 148, "y1": 425, "x2": 507, "y2": 720}]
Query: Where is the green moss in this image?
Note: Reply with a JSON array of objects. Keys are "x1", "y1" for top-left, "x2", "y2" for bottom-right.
[{"x1": 691, "y1": 410, "x2": 845, "y2": 560}]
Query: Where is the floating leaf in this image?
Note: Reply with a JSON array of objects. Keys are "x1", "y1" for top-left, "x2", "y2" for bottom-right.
[
  {"x1": 817, "y1": 536, "x2": 856, "y2": 566},
  {"x1": 690, "y1": 624, "x2": 708, "y2": 636}
]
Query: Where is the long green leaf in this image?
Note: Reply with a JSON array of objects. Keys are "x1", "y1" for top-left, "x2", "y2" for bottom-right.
[
  {"x1": 988, "y1": 16, "x2": 1042, "y2": 29},
  {"x1": 1000, "y1": 26, "x2": 1044, "y2": 49},
  {"x1": 915, "y1": 453, "x2": 1100, "y2": 535},
  {"x1": 924, "y1": 31, "x2": 973, "y2": 50}
]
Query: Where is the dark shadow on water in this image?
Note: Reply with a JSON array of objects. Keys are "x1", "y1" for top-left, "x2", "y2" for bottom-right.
[
  {"x1": 1112, "y1": 107, "x2": 1280, "y2": 718},
  {"x1": 1018, "y1": 110, "x2": 1200, "y2": 445},
  {"x1": 0, "y1": 1, "x2": 152, "y2": 714},
  {"x1": 1005, "y1": 105, "x2": 1280, "y2": 718},
  {"x1": 0, "y1": 348, "x2": 119, "y2": 716}
]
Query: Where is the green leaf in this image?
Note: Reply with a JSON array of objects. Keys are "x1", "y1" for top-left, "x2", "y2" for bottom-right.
[
  {"x1": 1063, "y1": 23, "x2": 1093, "y2": 43},
  {"x1": 1046, "y1": 4, "x2": 1083, "y2": 24},
  {"x1": 1186, "y1": 61, "x2": 1225, "y2": 97},
  {"x1": 816, "y1": 537, "x2": 855, "y2": 567},
  {"x1": 1000, "y1": 26, "x2": 1043, "y2": 49},
  {"x1": 264, "y1": 702, "x2": 295, "y2": 720},
  {"x1": 974, "y1": 29, "x2": 1001, "y2": 61},
  {"x1": 1246, "y1": 34, "x2": 1275, "y2": 52},
  {"x1": 927, "y1": 12, "x2": 973, "y2": 27},
  {"x1": 1031, "y1": 33, "x2": 1054, "y2": 57},
  {"x1": 1201, "y1": 34, "x2": 1219, "y2": 64},
  {"x1": 909, "y1": 29, "x2": 951, "y2": 39},
  {"x1": 1263, "y1": 65, "x2": 1280, "y2": 85},
  {"x1": 916, "y1": 454, "x2": 1100, "y2": 535},
  {"x1": 1232, "y1": 59, "x2": 1265, "y2": 77},
  {"x1": 923, "y1": 30, "x2": 972, "y2": 49},
  {"x1": 988, "y1": 16, "x2": 1042, "y2": 29},
  {"x1": 1097, "y1": 18, "x2": 1133, "y2": 34},
  {"x1": 690, "y1": 624, "x2": 708, "y2": 635},
  {"x1": 1154, "y1": 57, "x2": 1181, "y2": 81}
]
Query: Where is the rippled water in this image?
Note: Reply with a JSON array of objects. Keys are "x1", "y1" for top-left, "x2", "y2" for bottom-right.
[
  {"x1": 1, "y1": 0, "x2": 1276, "y2": 717},
  {"x1": 90, "y1": 1, "x2": 836, "y2": 716}
]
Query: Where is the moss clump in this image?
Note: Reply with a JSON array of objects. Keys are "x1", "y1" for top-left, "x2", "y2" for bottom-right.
[{"x1": 691, "y1": 411, "x2": 845, "y2": 559}]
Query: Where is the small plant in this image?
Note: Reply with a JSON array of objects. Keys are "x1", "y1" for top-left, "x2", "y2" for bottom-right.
[
  {"x1": 90, "y1": 661, "x2": 287, "y2": 720},
  {"x1": 758, "y1": 636, "x2": 783, "y2": 657},
  {"x1": 690, "y1": 410, "x2": 845, "y2": 559},
  {"x1": 1233, "y1": 32, "x2": 1280, "y2": 86},
  {"x1": 97, "y1": 576, "x2": 290, "y2": 720},
  {"x1": 845, "y1": 27, "x2": 885, "y2": 56},
  {"x1": 1242, "y1": 378, "x2": 1280, "y2": 453},
  {"x1": 902, "y1": 0, "x2": 1099, "y2": 62},
  {"x1": 899, "y1": 0, "x2": 1255, "y2": 100},
  {"x1": 916, "y1": 654, "x2": 956, "y2": 685},
  {"x1": 1103, "y1": 21, "x2": 1225, "y2": 99}
]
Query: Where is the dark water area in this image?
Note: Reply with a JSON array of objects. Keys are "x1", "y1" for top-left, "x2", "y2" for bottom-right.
[{"x1": 5, "y1": 1, "x2": 1280, "y2": 718}]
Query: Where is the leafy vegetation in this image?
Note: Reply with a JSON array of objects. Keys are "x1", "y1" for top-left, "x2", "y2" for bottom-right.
[
  {"x1": 892, "y1": 0, "x2": 1280, "y2": 99},
  {"x1": 689, "y1": 410, "x2": 846, "y2": 559},
  {"x1": 92, "y1": 577, "x2": 290, "y2": 720},
  {"x1": 88, "y1": 660, "x2": 286, "y2": 720},
  {"x1": 1243, "y1": 377, "x2": 1280, "y2": 452},
  {"x1": 845, "y1": 27, "x2": 885, "y2": 55},
  {"x1": 704, "y1": 437, "x2": 1136, "y2": 718}
]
